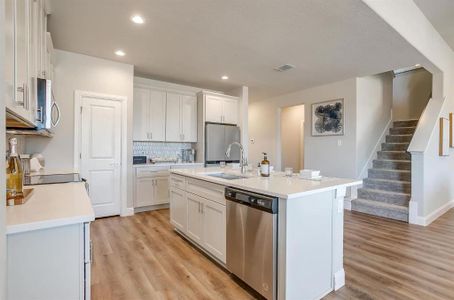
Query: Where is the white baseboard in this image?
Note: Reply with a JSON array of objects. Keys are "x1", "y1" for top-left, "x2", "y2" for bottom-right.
[
  {"x1": 120, "y1": 207, "x2": 134, "y2": 217},
  {"x1": 134, "y1": 203, "x2": 169, "y2": 213},
  {"x1": 334, "y1": 268, "x2": 345, "y2": 290},
  {"x1": 409, "y1": 200, "x2": 454, "y2": 226}
]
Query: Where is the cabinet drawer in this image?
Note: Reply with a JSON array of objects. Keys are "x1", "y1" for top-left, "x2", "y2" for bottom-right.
[
  {"x1": 187, "y1": 178, "x2": 225, "y2": 205},
  {"x1": 170, "y1": 174, "x2": 186, "y2": 190},
  {"x1": 136, "y1": 167, "x2": 170, "y2": 178}
]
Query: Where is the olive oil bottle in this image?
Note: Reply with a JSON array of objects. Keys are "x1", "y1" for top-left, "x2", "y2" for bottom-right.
[
  {"x1": 260, "y1": 152, "x2": 270, "y2": 177},
  {"x1": 6, "y1": 138, "x2": 23, "y2": 206}
]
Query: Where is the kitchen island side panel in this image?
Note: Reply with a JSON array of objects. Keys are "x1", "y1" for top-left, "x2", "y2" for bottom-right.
[{"x1": 278, "y1": 190, "x2": 336, "y2": 300}]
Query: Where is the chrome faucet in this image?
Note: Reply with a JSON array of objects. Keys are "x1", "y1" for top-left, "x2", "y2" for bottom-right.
[{"x1": 225, "y1": 142, "x2": 248, "y2": 174}]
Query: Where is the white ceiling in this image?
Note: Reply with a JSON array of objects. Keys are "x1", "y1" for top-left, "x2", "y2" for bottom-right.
[
  {"x1": 48, "y1": 0, "x2": 423, "y2": 100},
  {"x1": 414, "y1": 0, "x2": 454, "y2": 52}
]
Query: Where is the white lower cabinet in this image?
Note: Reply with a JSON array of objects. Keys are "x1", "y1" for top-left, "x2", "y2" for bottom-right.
[
  {"x1": 186, "y1": 193, "x2": 204, "y2": 244},
  {"x1": 202, "y1": 199, "x2": 226, "y2": 263},
  {"x1": 134, "y1": 168, "x2": 170, "y2": 208},
  {"x1": 7, "y1": 222, "x2": 91, "y2": 300},
  {"x1": 169, "y1": 187, "x2": 187, "y2": 232},
  {"x1": 169, "y1": 175, "x2": 226, "y2": 264}
]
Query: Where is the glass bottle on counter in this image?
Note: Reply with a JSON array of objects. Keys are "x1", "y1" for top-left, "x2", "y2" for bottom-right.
[
  {"x1": 6, "y1": 137, "x2": 23, "y2": 206},
  {"x1": 260, "y1": 152, "x2": 270, "y2": 177}
]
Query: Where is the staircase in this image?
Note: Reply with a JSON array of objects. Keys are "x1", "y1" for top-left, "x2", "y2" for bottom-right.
[{"x1": 352, "y1": 119, "x2": 418, "y2": 222}]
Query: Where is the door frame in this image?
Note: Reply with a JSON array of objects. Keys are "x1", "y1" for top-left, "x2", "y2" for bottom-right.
[{"x1": 73, "y1": 90, "x2": 130, "y2": 217}]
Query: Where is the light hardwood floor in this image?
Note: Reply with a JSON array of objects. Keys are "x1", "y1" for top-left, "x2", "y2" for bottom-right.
[{"x1": 91, "y1": 208, "x2": 454, "y2": 300}]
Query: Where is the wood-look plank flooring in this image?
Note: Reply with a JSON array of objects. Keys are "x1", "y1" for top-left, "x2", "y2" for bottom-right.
[{"x1": 91, "y1": 208, "x2": 454, "y2": 300}]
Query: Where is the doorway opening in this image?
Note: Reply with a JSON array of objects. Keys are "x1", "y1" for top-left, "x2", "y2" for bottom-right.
[{"x1": 280, "y1": 104, "x2": 305, "y2": 172}]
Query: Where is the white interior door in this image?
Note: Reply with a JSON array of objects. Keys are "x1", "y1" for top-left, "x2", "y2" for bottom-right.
[{"x1": 80, "y1": 96, "x2": 122, "y2": 217}]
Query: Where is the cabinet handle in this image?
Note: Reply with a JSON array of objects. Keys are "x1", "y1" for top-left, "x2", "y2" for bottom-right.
[
  {"x1": 150, "y1": 132, "x2": 153, "y2": 140},
  {"x1": 16, "y1": 84, "x2": 25, "y2": 105}
]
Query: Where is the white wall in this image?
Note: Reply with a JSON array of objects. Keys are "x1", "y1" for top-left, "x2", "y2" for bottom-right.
[
  {"x1": 0, "y1": 0, "x2": 7, "y2": 297},
  {"x1": 25, "y1": 50, "x2": 135, "y2": 207},
  {"x1": 249, "y1": 78, "x2": 358, "y2": 178},
  {"x1": 356, "y1": 73, "x2": 393, "y2": 178},
  {"x1": 393, "y1": 68, "x2": 432, "y2": 121},
  {"x1": 280, "y1": 105, "x2": 305, "y2": 171}
]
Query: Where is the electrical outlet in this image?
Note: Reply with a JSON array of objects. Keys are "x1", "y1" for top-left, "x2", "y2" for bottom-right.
[
  {"x1": 337, "y1": 139, "x2": 342, "y2": 146},
  {"x1": 250, "y1": 138, "x2": 255, "y2": 144}
]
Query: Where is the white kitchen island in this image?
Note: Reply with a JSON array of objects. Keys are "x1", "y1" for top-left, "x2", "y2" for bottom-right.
[{"x1": 169, "y1": 167, "x2": 362, "y2": 300}]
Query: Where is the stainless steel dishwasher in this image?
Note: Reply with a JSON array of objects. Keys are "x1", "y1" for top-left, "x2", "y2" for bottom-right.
[{"x1": 225, "y1": 187, "x2": 278, "y2": 300}]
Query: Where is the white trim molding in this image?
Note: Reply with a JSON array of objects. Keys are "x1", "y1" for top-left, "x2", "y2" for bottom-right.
[
  {"x1": 334, "y1": 268, "x2": 345, "y2": 290},
  {"x1": 73, "y1": 90, "x2": 131, "y2": 218},
  {"x1": 410, "y1": 200, "x2": 454, "y2": 226}
]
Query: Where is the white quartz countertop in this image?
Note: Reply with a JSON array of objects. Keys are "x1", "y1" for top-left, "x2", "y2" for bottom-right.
[
  {"x1": 171, "y1": 168, "x2": 362, "y2": 199},
  {"x1": 6, "y1": 182, "x2": 95, "y2": 235},
  {"x1": 133, "y1": 162, "x2": 204, "y2": 168}
]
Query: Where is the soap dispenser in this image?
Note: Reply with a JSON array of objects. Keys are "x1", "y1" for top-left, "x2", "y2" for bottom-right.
[{"x1": 260, "y1": 152, "x2": 270, "y2": 177}]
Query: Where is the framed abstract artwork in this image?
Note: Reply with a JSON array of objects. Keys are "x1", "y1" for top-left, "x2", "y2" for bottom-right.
[{"x1": 311, "y1": 98, "x2": 344, "y2": 136}]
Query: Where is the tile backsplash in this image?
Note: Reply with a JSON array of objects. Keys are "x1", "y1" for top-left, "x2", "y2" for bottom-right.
[{"x1": 133, "y1": 141, "x2": 193, "y2": 161}]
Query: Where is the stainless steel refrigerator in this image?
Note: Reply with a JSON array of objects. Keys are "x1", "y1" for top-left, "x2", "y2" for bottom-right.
[{"x1": 205, "y1": 123, "x2": 241, "y2": 165}]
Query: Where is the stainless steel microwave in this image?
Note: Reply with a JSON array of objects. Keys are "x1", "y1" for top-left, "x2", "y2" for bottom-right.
[{"x1": 36, "y1": 78, "x2": 60, "y2": 130}]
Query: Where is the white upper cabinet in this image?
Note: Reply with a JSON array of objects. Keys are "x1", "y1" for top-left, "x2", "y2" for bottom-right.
[
  {"x1": 149, "y1": 90, "x2": 167, "y2": 141},
  {"x1": 222, "y1": 98, "x2": 239, "y2": 125},
  {"x1": 181, "y1": 95, "x2": 197, "y2": 142},
  {"x1": 5, "y1": 0, "x2": 52, "y2": 126},
  {"x1": 166, "y1": 92, "x2": 197, "y2": 142},
  {"x1": 165, "y1": 92, "x2": 181, "y2": 142},
  {"x1": 205, "y1": 94, "x2": 239, "y2": 125},
  {"x1": 205, "y1": 95, "x2": 224, "y2": 123},
  {"x1": 133, "y1": 87, "x2": 166, "y2": 141}
]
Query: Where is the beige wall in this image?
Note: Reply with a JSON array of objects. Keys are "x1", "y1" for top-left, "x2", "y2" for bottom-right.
[
  {"x1": 249, "y1": 73, "x2": 393, "y2": 179},
  {"x1": 280, "y1": 105, "x2": 304, "y2": 171},
  {"x1": 393, "y1": 68, "x2": 432, "y2": 120},
  {"x1": 356, "y1": 72, "x2": 393, "y2": 177},
  {"x1": 249, "y1": 78, "x2": 358, "y2": 178},
  {"x1": 25, "y1": 50, "x2": 135, "y2": 207}
]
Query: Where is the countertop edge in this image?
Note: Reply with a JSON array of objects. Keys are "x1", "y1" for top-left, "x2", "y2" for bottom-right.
[
  {"x1": 6, "y1": 214, "x2": 95, "y2": 235},
  {"x1": 170, "y1": 169, "x2": 363, "y2": 199}
]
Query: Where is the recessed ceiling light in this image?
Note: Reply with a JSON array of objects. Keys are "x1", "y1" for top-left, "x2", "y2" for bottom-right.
[
  {"x1": 414, "y1": 64, "x2": 421, "y2": 67},
  {"x1": 221, "y1": 75, "x2": 229, "y2": 80},
  {"x1": 131, "y1": 15, "x2": 144, "y2": 24},
  {"x1": 115, "y1": 50, "x2": 126, "y2": 56}
]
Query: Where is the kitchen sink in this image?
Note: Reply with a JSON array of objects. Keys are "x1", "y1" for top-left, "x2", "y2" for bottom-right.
[{"x1": 206, "y1": 173, "x2": 248, "y2": 180}]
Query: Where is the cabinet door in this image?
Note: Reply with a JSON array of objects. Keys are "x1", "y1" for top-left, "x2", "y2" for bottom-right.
[
  {"x1": 149, "y1": 89, "x2": 166, "y2": 141},
  {"x1": 202, "y1": 199, "x2": 226, "y2": 263},
  {"x1": 165, "y1": 92, "x2": 181, "y2": 142},
  {"x1": 134, "y1": 177, "x2": 154, "y2": 207},
  {"x1": 5, "y1": 0, "x2": 16, "y2": 109},
  {"x1": 222, "y1": 98, "x2": 238, "y2": 125},
  {"x1": 186, "y1": 194, "x2": 203, "y2": 244},
  {"x1": 133, "y1": 87, "x2": 150, "y2": 141},
  {"x1": 170, "y1": 187, "x2": 187, "y2": 232},
  {"x1": 181, "y1": 95, "x2": 197, "y2": 142},
  {"x1": 205, "y1": 95, "x2": 223, "y2": 123},
  {"x1": 15, "y1": 0, "x2": 30, "y2": 109},
  {"x1": 153, "y1": 176, "x2": 170, "y2": 205}
]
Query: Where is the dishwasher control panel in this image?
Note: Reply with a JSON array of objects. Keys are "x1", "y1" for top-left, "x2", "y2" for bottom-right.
[{"x1": 225, "y1": 187, "x2": 278, "y2": 213}]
